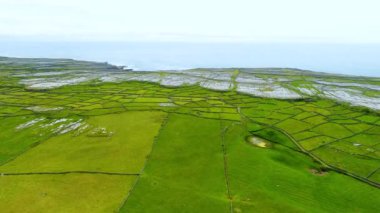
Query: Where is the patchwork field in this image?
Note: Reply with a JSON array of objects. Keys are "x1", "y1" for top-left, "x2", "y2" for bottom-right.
[{"x1": 0, "y1": 57, "x2": 379, "y2": 212}]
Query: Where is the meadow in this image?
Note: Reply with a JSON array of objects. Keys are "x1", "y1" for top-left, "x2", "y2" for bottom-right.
[{"x1": 0, "y1": 57, "x2": 379, "y2": 212}]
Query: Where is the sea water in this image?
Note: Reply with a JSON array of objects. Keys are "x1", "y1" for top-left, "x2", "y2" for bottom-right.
[{"x1": 0, "y1": 41, "x2": 379, "y2": 77}]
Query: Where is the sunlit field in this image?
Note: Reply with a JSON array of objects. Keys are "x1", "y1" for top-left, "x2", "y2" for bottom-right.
[{"x1": 0, "y1": 57, "x2": 379, "y2": 212}]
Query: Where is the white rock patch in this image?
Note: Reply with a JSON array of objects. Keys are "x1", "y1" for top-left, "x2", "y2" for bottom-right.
[
  {"x1": 200, "y1": 80, "x2": 232, "y2": 91},
  {"x1": 322, "y1": 86, "x2": 380, "y2": 110},
  {"x1": 160, "y1": 74, "x2": 200, "y2": 86},
  {"x1": 16, "y1": 118, "x2": 45, "y2": 130},
  {"x1": 237, "y1": 83, "x2": 302, "y2": 99},
  {"x1": 315, "y1": 80, "x2": 380, "y2": 91},
  {"x1": 26, "y1": 106, "x2": 63, "y2": 112}
]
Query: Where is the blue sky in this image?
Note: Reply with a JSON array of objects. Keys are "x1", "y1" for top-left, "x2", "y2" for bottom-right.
[{"x1": 1, "y1": 0, "x2": 379, "y2": 42}]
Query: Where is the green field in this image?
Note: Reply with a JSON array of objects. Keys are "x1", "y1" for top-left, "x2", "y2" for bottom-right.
[
  {"x1": 0, "y1": 111, "x2": 166, "y2": 173},
  {"x1": 0, "y1": 174, "x2": 135, "y2": 212},
  {"x1": 0, "y1": 57, "x2": 379, "y2": 212}
]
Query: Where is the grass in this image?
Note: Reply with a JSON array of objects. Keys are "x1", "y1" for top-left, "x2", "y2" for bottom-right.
[
  {"x1": 303, "y1": 115, "x2": 327, "y2": 125},
  {"x1": 251, "y1": 127, "x2": 298, "y2": 149},
  {"x1": 345, "y1": 134, "x2": 379, "y2": 147},
  {"x1": 0, "y1": 57, "x2": 380, "y2": 212},
  {"x1": 0, "y1": 115, "x2": 83, "y2": 165},
  {"x1": 292, "y1": 131, "x2": 319, "y2": 141},
  {"x1": 299, "y1": 136, "x2": 336, "y2": 150},
  {"x1": 312, "y1": 123, "x2": 353, "y2": 139},
  {"x1": 369, "y1": 170, "x2": 380, "y2": 182},
  {"x1": 344, "y1": 123, "x2": 372, "y2": 134},
  {"x1": 225, "y1": 121, "x2": 380, "y2": 213},
  {"x1": 1, "y1": 79, "x2": 378, "y2": 187},
  {"x1": 120, "y1": 114, "x2": 229, "y2": 212},
  {"x1": 0, "y1": 111, "x2": 166, "y2": 173},
  {"x1": 329, "y1": 140, "x2": 372, "y2": 155},
  {"x1": 276, "y1": 118, "x2": 313, "y2": 134},
  {"x1": 312, "y1": 146, "x2": 380, "y2": 177},
  {"x1": 0, "y1": 174, "x2": 136, "y2": 213},
  {"x1": 0, "y1": 116, "x2": 48, "y2": 165}
]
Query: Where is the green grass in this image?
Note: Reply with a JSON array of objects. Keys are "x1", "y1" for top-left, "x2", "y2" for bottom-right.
[
  {"x1": 303, "y1": 115, "x2": 327, "y2": 125},
  {"x1": 356, "y1": 115, "x2": 379, "y2": 124},
  {"x1": 312, "y1": 123, "x2": 353, "y2": 139},
  {"x1": 1, "y1": 58, "x2": 380, "y2": 212},
  {"x1": 299, "y1": 136, "x2": 336, "y2": 151},
  {"x1": 369, "y1": 170, "x2": 380, "y2": 183},
  {"x1": 0, "y1": 174, "x2": 135, "y2": 213},
  {"x1": 0, "y1": 115, "x2": 81, "y2": 165},
  {"x1": 345, "y1": 134, "x2": 379, "y2": 147},
  {"x1": 276, "y1": 118, "x2": 313, "y2": 134},
  {"x1": 0, "y1": 116, "x2": 47, "y2": 165},
  {"x1": 329, "y1": 140, "x2": 372, "y2": 155},
  {"x1": 312, "y1": 146, "x2": 380, "y2": 177},
  {"x1": 0, "y1": 111, "x2": 166, "y2": 173},
  {"x1": 252, "y1": 127, "x2": 298, "y2": 149},
  {"x1": 225, "y1": 120, "x2": 380, "y2": 212},
  {"x1": 292, "y1": 131, "x2": 319, "y2": 141},
  {"x1": 120, "y1": 114, "x2": 229, "y2": 212},
  {"x1": 344, "y1": 123, "x2": 372, "y2": 134}
]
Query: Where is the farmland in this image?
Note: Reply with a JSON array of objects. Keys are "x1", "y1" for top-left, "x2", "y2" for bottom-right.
[{"x1": 0, "y1": 57, "x2": 379, "y2": 212}]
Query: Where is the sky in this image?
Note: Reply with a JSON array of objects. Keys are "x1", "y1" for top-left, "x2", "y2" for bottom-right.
[{"x1": 1, "y1": 0, "x2": 380, "y2": 43}]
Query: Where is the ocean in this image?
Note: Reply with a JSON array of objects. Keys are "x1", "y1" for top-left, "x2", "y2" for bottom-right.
[{"x1": 0, "y1": 41, "x2": 379, "y2": 77}]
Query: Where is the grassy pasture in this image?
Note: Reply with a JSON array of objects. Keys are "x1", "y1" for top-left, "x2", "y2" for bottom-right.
[
  {"x1": 312, "y1": 123, "x2": 353, "y2": 139},
  {"x1": 120, "y1": 114, "x2": 229, "y2": 212},
  {"x1": 1, "y1": 79, "x2": 377, "y2": 188},
  {"x1": 369, "y1": 170, "x2": 380, "y2": 182},
  {"x1": 0, "y1": 116, "x2": 47, "y2": 165},
  {"x1": 276, "y1": 118, "x2": 313, "y2": 134},
  {"x1": 0, "y1": 58, "x2": 380, "y2": 212},
  {"x1": 0, "y1": 111, "x2": 166, "y2": 173},
  {"x1": 299, "y1": 136, "x2": 336, "y2": 150},
  {"x1": 225, "y1": 121, "x2": 380, "y2": 213},
  {"x1": 0, "y1": 174, "x2": 135, "y2": 213},
  {"x1": 312, "y1": 146, "x2": 380, "y2": 177}
]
